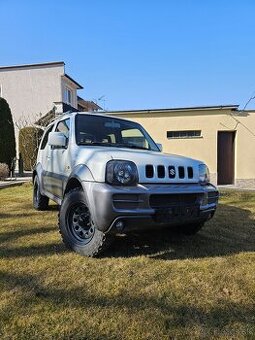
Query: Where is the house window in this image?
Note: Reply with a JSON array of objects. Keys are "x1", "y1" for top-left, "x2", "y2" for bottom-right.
[
  {"x1": 65, "y1": 87, "x2": 73, "y2": 105},
  {"x1": 167, "y1": 130, "x2": 202, "y2": 139}
]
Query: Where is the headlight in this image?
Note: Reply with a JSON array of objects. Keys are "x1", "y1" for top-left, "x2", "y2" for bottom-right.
[
  {"x1": 199, "y1": 164, "x2": 210, "y2": 185},
  {"x1": 106, "y1": 160, "x2": 138, "y2": 186}
]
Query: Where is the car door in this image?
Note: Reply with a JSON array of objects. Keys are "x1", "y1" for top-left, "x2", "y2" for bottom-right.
[
  {"x1": 50, "y1": 118, "x2": 71, "y2": 198},
  {"x1": 38, "y1": 124, "x2": 54, "y2": 195}
]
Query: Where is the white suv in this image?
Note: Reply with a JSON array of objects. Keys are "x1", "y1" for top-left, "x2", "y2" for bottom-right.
[{"x1": 33, "y1": 112, "x2": 218, "y2": 256}]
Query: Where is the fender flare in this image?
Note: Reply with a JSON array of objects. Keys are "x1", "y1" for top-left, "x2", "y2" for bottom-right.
[
  {"x1": 63, "y1": 164, "x2": 95, "y2": 196},
  {"x1": 33, "y1": 163, "x2": 44, "y2": 193}
]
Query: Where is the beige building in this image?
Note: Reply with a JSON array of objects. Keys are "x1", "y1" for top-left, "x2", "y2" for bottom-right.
[{"x1": 108, "y1": 105, "x2": 255, "y2": 187}]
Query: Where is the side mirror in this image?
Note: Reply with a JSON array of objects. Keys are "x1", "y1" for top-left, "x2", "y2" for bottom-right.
[
  {"x1": 156, "y1": 143, "x2": 163, "y2": 152},
  {"x1": 48, "y1": 132, "x2": 67, "y2": 148}
]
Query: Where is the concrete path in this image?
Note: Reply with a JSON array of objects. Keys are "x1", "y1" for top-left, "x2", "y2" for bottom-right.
[
  {"x1": 218, "y1": 185, "x2": 255, "y2": 192},
  {"x1": 0, "y1": 177, "x2": 31, "y2": 189}
]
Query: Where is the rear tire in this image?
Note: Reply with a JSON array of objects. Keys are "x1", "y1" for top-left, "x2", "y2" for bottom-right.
[
  {"x1": 58, "y1": 188, "x2": 113, "y2": 257},
  {"x1": 33, "y1": 175, "x2": 49, "y2": 210},
  {"x1": 179, "y1": 222, "x2": 205, "y2": 235}
]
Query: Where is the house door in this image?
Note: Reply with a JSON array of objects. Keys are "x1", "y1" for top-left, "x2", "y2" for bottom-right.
[{"x1": 217, "y1": 131, "x2": 236, "y2": 185}]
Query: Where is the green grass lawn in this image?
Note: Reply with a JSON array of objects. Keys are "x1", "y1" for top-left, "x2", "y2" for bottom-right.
[{"x1": 0, "y1": 184, "x2": 254, "y2": 339}]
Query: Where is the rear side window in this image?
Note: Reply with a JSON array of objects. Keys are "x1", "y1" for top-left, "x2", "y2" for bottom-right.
[
  {"x1": 55, "y1": 118, "x2": 70, "y2": 139},
  {"x1": 40, "y1": 125, "x2": 54, "y2": 150}
]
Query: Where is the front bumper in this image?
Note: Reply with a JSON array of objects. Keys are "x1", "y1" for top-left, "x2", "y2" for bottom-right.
[{"x1": 81, "y1": 182, "x2": 219, "y2": 233}]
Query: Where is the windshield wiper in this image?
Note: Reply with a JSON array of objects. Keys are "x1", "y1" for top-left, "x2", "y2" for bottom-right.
[
  {"x1": 77, "y1": 142, "x2": 118, "y2": 147},
  {"x1": 77, "y1": 141, "x2": 149, "y2": 150},
  {"x1": 117, "y1": 143, "x2": 149, "y2": 150}
]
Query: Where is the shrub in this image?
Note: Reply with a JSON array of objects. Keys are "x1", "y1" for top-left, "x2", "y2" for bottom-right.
[
  {"x1": 0, "y1": 163, "x2": 9, "y2": 180},
  {"x1": 0, "y1": 98, "x2": 16, "y2": 169},
  {"x1": 19, "y1": 127, "x2": 43, "y2": 171}
]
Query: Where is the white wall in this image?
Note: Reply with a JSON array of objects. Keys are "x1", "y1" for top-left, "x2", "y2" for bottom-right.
[
  {"x1": 0, "y1": 64, "x2": 64, "y2": 125},
  {"x1": 0, "y1": 64, "x2": 64, "y2": 158}
]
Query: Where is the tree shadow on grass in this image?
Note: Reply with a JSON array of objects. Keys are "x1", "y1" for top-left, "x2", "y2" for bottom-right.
[
  {"x1": 20, "y1": 203, "x2": 59, "y2": 211},
  {"x1": 0, "y1": 226, "x2": 56, "y2": 243},
  {"x1": 105, "y1": 204, "x2": 255, "y2": 260},
  {"x1": 0, "y1": 270, "x2": 254, "y2": 337},
  {"x1": 0, "y1": 211, "x2": 51, "y2": 220},
  {"x1": 0, "y1": 242, "x2": 66, "y2": 258},
  {"x1": 0, "y1": 224, "x2": 64, "y2": 259},
  {"x1": 0, "y1": 213, "x2": 15, "y2": 219},
  {"x1": 0, "y1": 203, "x2": 58, "y2": 220}
]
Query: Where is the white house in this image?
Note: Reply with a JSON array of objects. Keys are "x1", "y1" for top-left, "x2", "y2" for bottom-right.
[
  {"x1": 0, "y1": 61, "x2": 84, "y2": 119},
  {"x1": 0, "y1": 61, "x2": 101, "y2": 157}
]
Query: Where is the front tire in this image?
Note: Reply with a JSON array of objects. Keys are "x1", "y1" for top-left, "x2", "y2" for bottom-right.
[
  {"x1": 58, "y1": 188, "x2": 113, "y2": 257},
  {"x1": 33, "y1": 175, "x2": 49, "y2": 210}
]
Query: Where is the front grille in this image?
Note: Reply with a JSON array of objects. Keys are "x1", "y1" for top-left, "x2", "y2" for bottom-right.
[
  {"x1": 157, "y1": 165, "x2": 165, "y2": 178},
  {"x1": 145, "y1": 165, "x2": 154, "y2": 178},
  {"x1": 145, "y1": 165, "x2": 194, "y2": 180},
  {"x1": 187, "y1": 167, "x2": 193, "y2": 179},
  {"x1": 149, "y1": 193, "x2": 201, "y2": 208},
  {"x1": 178, "y1": 166, "x2": 185, "y2": 178}
]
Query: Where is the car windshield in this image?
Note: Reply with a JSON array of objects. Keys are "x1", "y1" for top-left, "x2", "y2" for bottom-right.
[{"x1": 75, "y1": 114, "x2": 159, "y2": 151}]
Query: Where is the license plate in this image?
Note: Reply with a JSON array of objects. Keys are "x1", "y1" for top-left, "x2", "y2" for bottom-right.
[
  {"x1": 154, "y1": 206, "x2": 199, "y2": 223},
  {"x1": 179, "y1": 206, "x2": 198, "y2": 217},
  {"x1": 172, "y1": 206, "x2": 198, "y2": 217}
]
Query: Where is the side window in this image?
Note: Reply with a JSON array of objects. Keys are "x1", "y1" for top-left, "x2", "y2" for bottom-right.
[
  {"x1": 40, "y1": 125, "x2": 54, "y2": 150},
  {"x1": 55, "y1": 118, "x2": 70, "y2": 139}
]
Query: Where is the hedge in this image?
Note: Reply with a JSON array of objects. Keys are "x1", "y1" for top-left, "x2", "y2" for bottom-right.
[{"x1": 19, "y1": 127, "x2": 43, "y2": 171}]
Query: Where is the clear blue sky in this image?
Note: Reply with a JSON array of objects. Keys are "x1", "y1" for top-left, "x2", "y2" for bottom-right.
[{"x1": 1, "y1": 0, "x2": 255, "y2": 110}]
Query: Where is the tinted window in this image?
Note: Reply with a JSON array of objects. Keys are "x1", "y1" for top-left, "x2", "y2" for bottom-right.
[{"x1": 75, "y1": 114, "x2": 159, "y2": 151}]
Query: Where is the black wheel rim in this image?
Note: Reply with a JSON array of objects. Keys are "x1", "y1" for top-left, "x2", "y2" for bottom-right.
[{"x1": 67, "y1": 202, "x2": 94, "y2": 244}]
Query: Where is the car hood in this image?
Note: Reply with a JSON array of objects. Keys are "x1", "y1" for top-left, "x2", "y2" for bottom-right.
[{"x1": 74, "y1": 146, "x2": 202, "y2": 183}]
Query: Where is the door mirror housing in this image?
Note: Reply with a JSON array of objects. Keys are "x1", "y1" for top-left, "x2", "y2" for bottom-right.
[
  {"x1": 156, "y1": 143, "x2": 163, "y2": 152},
  {"x1": 48, "y1": 132, "x2": 67, "y2": 148}
]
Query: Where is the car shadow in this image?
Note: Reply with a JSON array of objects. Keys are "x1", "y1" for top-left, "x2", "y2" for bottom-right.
[{"x1": 103, "y1": 204, "x2": 255, "y2": 260}]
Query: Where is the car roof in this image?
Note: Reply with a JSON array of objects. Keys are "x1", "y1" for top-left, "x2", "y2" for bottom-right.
[{"x1": 53, "y1": 111, "x2": 136, "y2": 124}]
